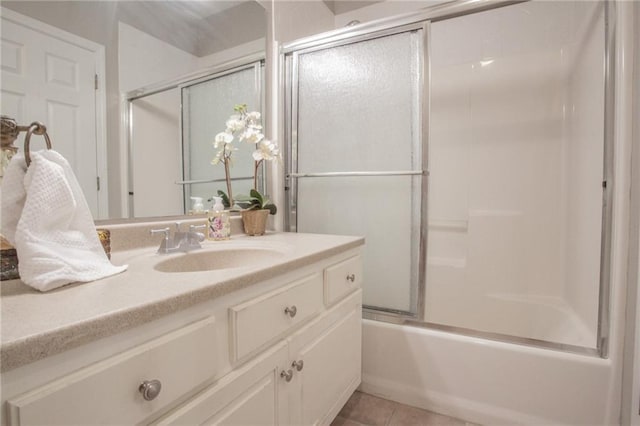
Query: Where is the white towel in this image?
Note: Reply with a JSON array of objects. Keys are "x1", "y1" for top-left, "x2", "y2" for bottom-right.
[{"x1": 1, "y1": 150, "x2": 127, "y2": 291}]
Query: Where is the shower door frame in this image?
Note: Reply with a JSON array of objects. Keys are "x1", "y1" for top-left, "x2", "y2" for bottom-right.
[
  {"x1": 284, "y1": 23, "x2": 428, "y2": 318},
  {"x1": 125, "y1": 54, "x2": 265, "y2": 217},
  {"x1": 282, "y1": 0, "x2": 615, "y2": 358}
]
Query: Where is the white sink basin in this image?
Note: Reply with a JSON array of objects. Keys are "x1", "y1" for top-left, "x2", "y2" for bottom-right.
[{"x1": 153, "y1": 248, "x2": 285, "y2": 273}]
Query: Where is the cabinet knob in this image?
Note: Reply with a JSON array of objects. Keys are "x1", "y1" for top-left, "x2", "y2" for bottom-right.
[
  {"x1": 292, "y1": 360, "x2": 304, "y2": 371},
  {"x1": 284, "y1": 305, "x2": 297, "y2": 318},
  {"x1": 139, "y1": 379, "x2": 162, "y2": 401},
  {"x1": 280, "y1": 369, "x2": 294, "y2": 382},
  {"x1": 346, "y1": 274, "x2": 356, "y2": 282}
]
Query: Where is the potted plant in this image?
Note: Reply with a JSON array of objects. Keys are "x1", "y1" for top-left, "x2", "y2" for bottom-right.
[
  {"x1": 235, "y1": 190, "x2": 277, "y2": 236},
  {"x1": 212, "y1": 104, "x2": 279, "y2": 235},
  {"x1": 212, "y1": 104, "x2": 262, "y2": 207}
]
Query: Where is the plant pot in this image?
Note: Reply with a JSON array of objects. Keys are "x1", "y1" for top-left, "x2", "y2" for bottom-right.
[{"x1": 241, "y1": 209, "x2": 270, "y2": 236}]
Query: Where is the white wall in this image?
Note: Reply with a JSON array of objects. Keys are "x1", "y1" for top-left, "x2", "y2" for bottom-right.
[
  {"x1": 273, "y1": 1, "x2": 334, "y2": 44},
  {"x1": 118, "y1": 22, "x2": 199, "y2": 94},
  {"x1": 198, "y1": 38, "x2": 265, "y2": 69},
  {"x1": 131, "y1": 89, "x2": 183, "y2": 218}
]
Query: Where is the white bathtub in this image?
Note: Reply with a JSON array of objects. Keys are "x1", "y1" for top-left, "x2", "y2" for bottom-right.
[
  {"x1": 360, "y1": 319, "x2": 616, "y2": 425},
  {"x1": 425, "y1": 292, "x2": 596, "y2": 349}
]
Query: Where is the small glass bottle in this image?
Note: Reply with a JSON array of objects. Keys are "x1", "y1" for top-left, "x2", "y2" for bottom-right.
[
  {"x1": 189, "y1": 196, "x2": 204, "y2": 215},
  {"x1": 207, "y1": 196, "x2": 230, "y2": 240}
]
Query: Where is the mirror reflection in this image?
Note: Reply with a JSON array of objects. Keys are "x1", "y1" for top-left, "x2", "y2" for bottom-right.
[
  {"x1": 131, "y1": 62, "x2": 263, "y2": 218},
  {"x1": 0, "y1": 0, "x2": 266, "y2": 219}
]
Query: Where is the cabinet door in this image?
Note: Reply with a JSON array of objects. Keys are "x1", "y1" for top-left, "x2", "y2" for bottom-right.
[
  {"x1": 288, "y1": 290, "x2": 362, "y2": 426},
  {"x1": 153, "y1": 341, "x2": 289, "y2": 426}
]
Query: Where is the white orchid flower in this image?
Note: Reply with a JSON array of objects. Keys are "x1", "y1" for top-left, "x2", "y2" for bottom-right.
[
  {"x1": 240, "y1": 127, "x2": 264, "y2": 144},
  {"x1": 247, "y1": 111, "x2": 261, "y2": 121},
  {"x1": 213, "y1": 131, "x2": 233, "y2": 149},
  {"x1": 252, "y1": 139, "x2": 280, "y2": 161},
  {"x1": 225, "y1": 116, "x2": 245, "y2": 133}
]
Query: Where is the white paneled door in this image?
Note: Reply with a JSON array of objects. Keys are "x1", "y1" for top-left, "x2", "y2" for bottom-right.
[{"x1": 1, "y1": 9, "x2": 106, "y2": 217}]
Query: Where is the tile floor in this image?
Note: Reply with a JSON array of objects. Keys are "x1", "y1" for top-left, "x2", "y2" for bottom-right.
[{"x1": 332, "y1": 391, "x2": 478, "y2": 426}]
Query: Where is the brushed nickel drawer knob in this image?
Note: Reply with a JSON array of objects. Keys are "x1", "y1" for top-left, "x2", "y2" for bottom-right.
[
  {"x1": 346, "y1": 274, "x2": 356, "y2": 282},
  {"x1": 281, "y1": 369, "x2": 293, "y2": 382},
  {"x1": 284, "y1": 305, "x2": 297, "y2": 318},
  {"x1": 139, "y1": 379, "x2": 162, "y2": 401},
  {"x1": 292, "y1": 360, "x2": 304, "y2": 371}
]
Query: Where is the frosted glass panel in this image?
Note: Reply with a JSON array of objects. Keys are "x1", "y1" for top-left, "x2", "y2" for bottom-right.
[
  {"x1": 183, "y1": 66, "x2": 260, "y2": 206},
  {"x1": 426, "y1": 1, "x2": 605, "y2": 348},
  {"x1": 295, "y1": 31, "x2": 422, "y2": 313}
]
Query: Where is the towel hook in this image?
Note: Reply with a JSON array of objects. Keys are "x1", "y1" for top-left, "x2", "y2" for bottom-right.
[{"x1": 24, "y1": 122, "x2": 52, "y2": 167}]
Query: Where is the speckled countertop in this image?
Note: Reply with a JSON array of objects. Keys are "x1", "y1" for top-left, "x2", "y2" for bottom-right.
[{"x1": 0, "y1": 227, "x2": 364, "y2": 373}]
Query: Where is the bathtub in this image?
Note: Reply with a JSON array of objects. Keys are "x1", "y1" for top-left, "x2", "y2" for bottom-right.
[
  {"x1": 425, "y1": 292, "x2": 597, "y2": 349},
  {"x1": 360, "y1": 319, "x2": 616, "y2": 425}
]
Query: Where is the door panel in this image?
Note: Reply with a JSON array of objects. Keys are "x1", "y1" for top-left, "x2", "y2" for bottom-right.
[
  {"x1": 1, "y1": 14, "x2": 100, "y2": 216},
  {"x1": 290, "y1": 30, "x2": 423, "y2": 315}
]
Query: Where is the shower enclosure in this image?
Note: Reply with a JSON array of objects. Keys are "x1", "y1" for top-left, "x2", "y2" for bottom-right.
[
  {"x1": 285, "y1": 0, "x2": 609, "y2": 354},
  {"x1": 128, "y1": 60, "x2": 263, "y2": 217}
]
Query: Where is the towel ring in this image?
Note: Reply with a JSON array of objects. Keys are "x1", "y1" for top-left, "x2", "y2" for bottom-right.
[{"x1": 24, "y1": 122, "x2": 52, "y2": 167}]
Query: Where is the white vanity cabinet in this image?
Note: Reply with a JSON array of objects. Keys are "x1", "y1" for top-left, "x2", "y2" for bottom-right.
[
  {"x1": 155, "y1": 256, "x2": 363, "y2": 426},
  {"x1": 2, "y1": 248, "x2": 363, "y2": 426}
]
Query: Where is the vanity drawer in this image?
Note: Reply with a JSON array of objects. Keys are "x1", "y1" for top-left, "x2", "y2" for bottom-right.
[
  {"x1": 230, "y1": 273, "x2": 323, "y2": 362},
  {"x1": 324, "y1": 255, "x2": 362, "y2": 306},
  {"x1": 7, "y1": 316, "x2": 217, "y2": 426}
]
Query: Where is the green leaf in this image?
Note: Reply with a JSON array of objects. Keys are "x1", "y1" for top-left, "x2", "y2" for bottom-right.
[
  {"x1": 249, "y1": 189, "x2": 263, "y2": 204},
  {"x1": 233, "y1": 104, "x2": 247, "y2": 114},
  {"x1": 217, "y1": 190, "x2": 230, "y2": 208},
  {"x1": 237, "y1": 189, "x2": 277, "y2": 213}
]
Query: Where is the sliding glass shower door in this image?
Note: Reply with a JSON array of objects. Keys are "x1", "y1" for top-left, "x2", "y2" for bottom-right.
[
  {"x1": 182, "y1": 62, "x2": 263, "y2": 208},
  {"x1": 286, "y1": 0, "x2": 610, "y2": 354},
  {"x1": 286, "y1": 30, "x2": 424, "y2": 315}
]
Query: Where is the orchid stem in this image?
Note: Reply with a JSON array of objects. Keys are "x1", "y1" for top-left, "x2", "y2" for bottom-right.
[
  {"x1": 224, "y1": 157, "x2": 234, "y2": 208},
  {"x1": 253, "y1": 159, "x2": 263, "y2": 191}
]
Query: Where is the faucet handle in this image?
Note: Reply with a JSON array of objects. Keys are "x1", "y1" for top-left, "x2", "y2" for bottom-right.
[
  {"x1": 150, "y1": 227, "x2": 170, "y2": 238},
  {"x1": 150, "y1": 227, "x2": 172, "y2": 254},
  {"x1": 189, "y1": 224, "x2": 206, "y2": 232}
]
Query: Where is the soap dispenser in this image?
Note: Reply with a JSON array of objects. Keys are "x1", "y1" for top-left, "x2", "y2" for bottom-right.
[
  {"x1": 207, "y1": 196, "x2": 230, "y2": 240},
  {"x1": 190, "y1": 197, "x2": 205, "y2": 215}
]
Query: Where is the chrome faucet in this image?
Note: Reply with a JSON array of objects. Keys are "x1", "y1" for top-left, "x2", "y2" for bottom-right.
[{"x1": 150, "y1": 222, "x2": 206, "y2": 254}]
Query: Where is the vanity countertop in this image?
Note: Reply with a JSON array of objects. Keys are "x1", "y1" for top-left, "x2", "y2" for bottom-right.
[{"x1": 0, "y1": 231, "x2": 364, "y2": 373}]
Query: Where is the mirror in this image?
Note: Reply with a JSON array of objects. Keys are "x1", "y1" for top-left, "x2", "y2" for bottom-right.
[
  {"x1": 130, "y1": 60, "x2": 263, "y2": 218},
  {"x1": 0, "y1": 0, "x2": 266, "y2": 219}
]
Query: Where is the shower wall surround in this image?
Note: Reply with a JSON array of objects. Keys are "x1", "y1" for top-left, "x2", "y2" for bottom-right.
[{"x1": 426, "y1": 0, "x2": 605, "y2": 348}]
